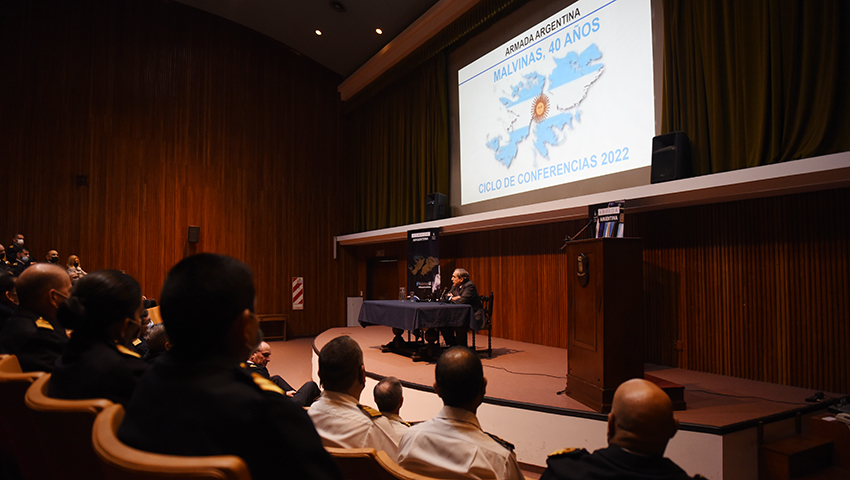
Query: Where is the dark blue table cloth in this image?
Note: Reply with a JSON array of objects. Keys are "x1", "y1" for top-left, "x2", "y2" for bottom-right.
[{"x1": 357, "y1": 300, "x2": 476, "y2": 332}]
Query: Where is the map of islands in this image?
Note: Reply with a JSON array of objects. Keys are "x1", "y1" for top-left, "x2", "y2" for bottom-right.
[{"x1": 486, "y1": 43, "x2": 604, "y2": 167}]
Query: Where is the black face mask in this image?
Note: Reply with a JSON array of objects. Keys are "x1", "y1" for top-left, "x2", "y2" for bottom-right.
[
  {"x1": 48, "y1": 257, "x2": 59, "y2": 264},
  {"x1": 0, "y1": 252, "x2": 5, "y2": 261},
  {"x1": 74, "y1": 262, "x2": 79, "y2": 267}
]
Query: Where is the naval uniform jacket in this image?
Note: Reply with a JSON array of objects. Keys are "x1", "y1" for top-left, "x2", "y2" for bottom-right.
[
  {"x1": 49, "y1": 334, "x2": 149, "y2": 404},
  {"x1": 540, "y1": 444, "x2": 705, "y2": 480},
  {"x1": 0, "y1": 306, "x2": 68, "y2": 372},
  {"x1": 118, "y1": 351, "x2": 342, "y2": 480}
]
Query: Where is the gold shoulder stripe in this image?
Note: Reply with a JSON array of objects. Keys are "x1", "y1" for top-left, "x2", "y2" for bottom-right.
[
  {"x1": 548, "y1": 447, "x2": 580, "y2": 457},
  {"x1": 251, "y1": 373, "x2": 285, "y2": 395},
  {"x1": 132, "y1": 338, "x2": 142, "y2": 346},
  {"x1": 485, "y1": 432, "x2": 515, "y2": 452},
  {"x1": 35, "y1": 318, "x2": 54, "y2": 330},
  {"x1": 116, "y1": 344, "x2": 142, "y2": 358},
  {"x1": 358, "y1": 405, "x2": 383, "y2": 418}
]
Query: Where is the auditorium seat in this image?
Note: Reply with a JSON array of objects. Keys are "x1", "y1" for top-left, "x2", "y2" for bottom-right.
[
  {"x1": 24, "y1": 373, "x2": 112, "y2": 480},
  {"x1": 92, "y1": 403, "x2": 252, "y2": 480},
  {"x1": 472, "y1": 291, "x2": 494, "y2": 357},
  {"x1": 0, "y1": 354, "x2": 50, "y2": 480},
  {"x1": 325, "y1": 446, "x2": 439, "y2": 480}
]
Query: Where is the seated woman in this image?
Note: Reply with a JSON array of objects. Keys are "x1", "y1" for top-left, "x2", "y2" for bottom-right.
[
  {"x1": 66, "y1": 255, "x2": 87, "y2": 284},
  {"x1": 49, "y1": 270, "x2": 149, "y2": 404}
]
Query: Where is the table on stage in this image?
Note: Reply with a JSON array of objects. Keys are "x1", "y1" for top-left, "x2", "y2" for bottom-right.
[{"x1": 357, "y1": 300, "x2": 476, "y2": 360}]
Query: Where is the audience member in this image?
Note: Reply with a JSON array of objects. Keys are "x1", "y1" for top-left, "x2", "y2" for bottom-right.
[
  {"x1": 45, "y1": 249, "x2": 60, "y2": 265},
  {"x1": 374, "y1": 376, "x2": 411, "y2": 437},
  {"x1": 246, "y1": 341, "x2": 320, "y2": 407},
  {"x1": 540, "y1": 378, "x2": 705, "y2": 480},
  {"x1": 49, "y1": 270, "x2": 150, "y2": 404},
  {"x1": 66, "y1": 254, "x2": 87, "y2": 284},
  {"x1": 0, "y1": 273, "x2": 17, "y2": 329},
  {"x1": 130, "y1": 307, "x2": 150, "y2": 358},
  {"x1": 11, "y1": 248, "x2": 33, "y2": 276},
  {"x1": 0, "y1": 244, "x2": 11, "y2": 274},
  {"x1": 142, "y1": 323, "x2": 170, "y2": 362},
  {"x1": 397, "y1": 346, "x2": 524, "y2": 480},
  {"x1": 7, "y1": 233, "x2": 25, "y2": 261},
  {"x1": 117, "y1": 253, "x2": 341, "y2": 480},
  {"x1": 441, "y1": 268, "x2": 485, "y2": 347},
  {"x1": 309, "y1": 335, "x2": 402, "y2": 457},
  {"x1": 0, "y1": 263, "x2": 70, "y2": 372}
]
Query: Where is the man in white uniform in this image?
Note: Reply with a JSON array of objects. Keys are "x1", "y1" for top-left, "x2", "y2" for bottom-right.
[
  {"x1": 308, "y1": 335, "x2": 401, "y2": 457},
  {"x1": 397, "y1": 346, "x2": 525, "y2": 480},
  {"x1": 374, "y1": 376, "x2": 411, "y2": 438}
]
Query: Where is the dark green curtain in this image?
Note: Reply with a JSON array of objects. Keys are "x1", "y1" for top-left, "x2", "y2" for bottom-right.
[
  {"x1": 349, "y1": 53, "x2": 449, "y2": 232},
  {"x1": 663, "y1": 0, "x2": 850, "y2": 174}
]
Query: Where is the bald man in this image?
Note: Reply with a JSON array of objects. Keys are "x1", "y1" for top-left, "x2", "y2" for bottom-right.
[
  {"x1": 0, "y1": 263, "x2": 71, "y2": 372},
  {"x1": 541, "y1": 378, "x2": 705, "y2": 480}
]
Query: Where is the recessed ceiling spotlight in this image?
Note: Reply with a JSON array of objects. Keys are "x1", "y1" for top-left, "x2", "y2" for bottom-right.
[
  {"x1": 315, "y1": 30, "x2": 322, "y2": 36},
  {"x1": 329, "y1": 1, "x2": 346, "y2": 13},
  {"x1": 375, "y1": 28, "x2": 383, "y2": 35}
]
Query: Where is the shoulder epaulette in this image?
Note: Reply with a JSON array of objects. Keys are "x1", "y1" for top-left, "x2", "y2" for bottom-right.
[
  {"x1": 132, "y1": 338, "x2": 142, "y2": 346},
  {"x1": 34, "y1": 317, "x2": 54, "y2": 330},
  {"x1": 251, "y1": 372, "x2": 285, "y2": 395},
  {"x1": 116, "y1": 344, "x2": 142, "y2": 358},
  {"x1": 486, "y1": 432, "x2": 515, "y2": 452},
  {"x1": 548, "y1": 447, "x2": 585, "y2": 457},
  {"x1": 358, "y1": 404, "x2": 383, "y2": 418}
]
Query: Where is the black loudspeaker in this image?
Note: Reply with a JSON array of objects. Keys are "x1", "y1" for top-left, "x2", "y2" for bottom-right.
[
  {"x1": 650, "y1": 131, "x2": 692, "y2": 184},
  {"x1": 187, "y1": 226, "x2": 200, "y2": 243},
  {"x1": 425, "y1": 193, "x2": 449, "y2": 221}
]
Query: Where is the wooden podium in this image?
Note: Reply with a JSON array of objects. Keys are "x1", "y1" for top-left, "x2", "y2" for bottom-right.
[{"x1": 565, "y1": 238, "x2": 644, "y2": 413}]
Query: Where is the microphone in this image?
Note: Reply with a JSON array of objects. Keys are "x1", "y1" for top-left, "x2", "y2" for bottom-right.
[
  {"x1": 438, "y1": 287, "x2": 449, "y2": 303},
  {"x1": 559, "y1": 218, "x2": 594, "y2": 250}
]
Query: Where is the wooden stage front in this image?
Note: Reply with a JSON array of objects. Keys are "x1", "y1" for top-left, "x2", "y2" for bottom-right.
[{"x1": 310, "y1": 326, "x2": 847, "y2": 480}]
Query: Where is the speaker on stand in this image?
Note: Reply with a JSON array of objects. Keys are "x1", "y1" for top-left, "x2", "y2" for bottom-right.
[{"x1": 425, "y1": 193, "x2": 449, "y2": 221}]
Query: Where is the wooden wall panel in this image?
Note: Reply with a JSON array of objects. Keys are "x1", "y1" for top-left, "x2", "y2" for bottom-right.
[
  {"x1": 0, "y1": 0, "x2": 357, "y2": 336},
  {"x1": 348, "y1": 188, "x2": 850, "y2": 393}
]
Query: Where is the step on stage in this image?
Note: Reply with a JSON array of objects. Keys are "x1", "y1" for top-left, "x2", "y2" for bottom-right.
[{"x1": 311, "y1": 326, "x2": 847, "y2": 480}]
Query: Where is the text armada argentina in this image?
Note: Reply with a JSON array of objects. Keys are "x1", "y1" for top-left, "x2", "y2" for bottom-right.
[{"x1": 504, "y1": 8, "x2": 580, "y2": 56}]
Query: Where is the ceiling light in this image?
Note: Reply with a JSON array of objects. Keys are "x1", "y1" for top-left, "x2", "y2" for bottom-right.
[
  {"x1": 315, "y1": 30, "x2": 322, "y2": 36},
  {"x1": 376, "y1": 28, "x2": 383, "y2": 35}
]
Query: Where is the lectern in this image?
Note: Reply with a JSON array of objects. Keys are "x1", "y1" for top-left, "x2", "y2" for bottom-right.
[{"x1": 565, "y1": 238, "x2": 644, "y2": 413}]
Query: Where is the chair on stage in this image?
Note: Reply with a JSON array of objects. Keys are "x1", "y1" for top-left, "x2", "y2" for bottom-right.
[
  {"x1": 92, "y1": 403, "x2": 252, "y2": 480},
  {"x1": 24, "y1": 373, "x2": 112, "y2": 480},
  {"x1": 0, "y1": 354, "x2": 50, "y2": 480},
  {"x1": 472, "y1": 291, "x2": 494, "y2": 357},
  {"x1": 325, "y1": 446, "x2": 438, "y2": 480}
]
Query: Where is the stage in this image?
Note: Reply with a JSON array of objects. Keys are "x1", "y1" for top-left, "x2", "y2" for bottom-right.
[{"x1": 308, "y1": 326, "x2": 846, "y2": 480}]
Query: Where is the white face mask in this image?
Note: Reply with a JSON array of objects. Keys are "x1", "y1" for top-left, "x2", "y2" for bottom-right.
[{"x1": 15, "y1": 239, "x2": 24, "y2": 246}]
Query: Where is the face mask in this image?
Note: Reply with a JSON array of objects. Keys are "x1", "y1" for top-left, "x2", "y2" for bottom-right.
[
  {"x1": 48, "y1": 257, "x2": 59, "y2": 264},
  {"x1": 74, "y1": 262, "x2": 79, "y2": 267},
  {"x1": 15, "y1": 239, "x2": 23, "y2": 246},
  {"x1": 20, "y1": 256, "x2": 30, "y2": 263},
  {"x1": 0, "y1": 252, "x2": 5, "y2": 261}
]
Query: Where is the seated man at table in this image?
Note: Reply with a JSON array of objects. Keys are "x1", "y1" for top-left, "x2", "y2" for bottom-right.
[
  {"x1": 309, "y1": 335, "x2": 402, "y2": 457},
  {"x1": 441, "y1": 268, "x2": 484, "y2": 347}
]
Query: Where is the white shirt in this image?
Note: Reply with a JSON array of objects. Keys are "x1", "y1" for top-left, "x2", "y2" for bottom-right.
[
  {"x1": 308, "y1": 390, "x2": 402, "y2": 458},
  {"x1": 384, "y1": 412, "x2": 411, "y2": 439},
  {"x1": 397, "y1": 406, "x2": 525, "y2": 480}
]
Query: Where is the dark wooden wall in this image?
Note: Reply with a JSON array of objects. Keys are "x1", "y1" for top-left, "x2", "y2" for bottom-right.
[
  {"x1": 349, "y1": 187, "x2": 850, "y2": 393},
  {"x1": 0, "y1": 0, "x2": 356, "y2": 336}
]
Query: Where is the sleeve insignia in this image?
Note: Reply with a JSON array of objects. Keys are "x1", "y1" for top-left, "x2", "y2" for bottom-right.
[
  {"x1": 116, "y1": 344, "x2": 142, "y2": 358},
  {"x1": 251, "y1": 372, "x2": 285, "y2": 395},
  {"x1": 486, "y1": 432, "x2": 515, "y2": 452},
  {"x1": 358, "y1": 404, "x2": 383, "y2": 418},
  {"x1": 35, "y1": 317, "x2": 54, "y2": 330},
  {"x1": 132, "y1": 338, "x2": 142, "y2": 346},
  {"x1": 548, "y1": 447, "x2": 583, "y2": 457}
]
